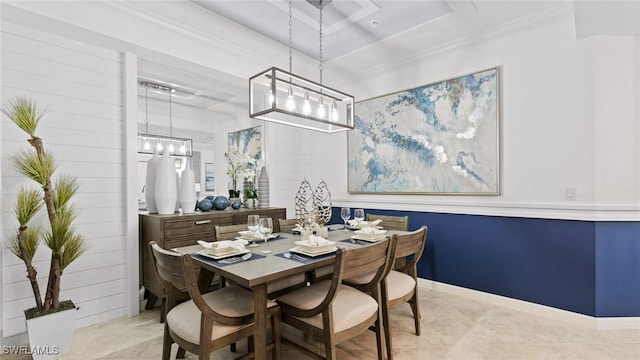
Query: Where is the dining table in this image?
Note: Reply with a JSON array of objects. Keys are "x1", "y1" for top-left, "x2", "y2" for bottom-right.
[{"x1": 173, "y1": 225, "x2": 406, "y2": 360}]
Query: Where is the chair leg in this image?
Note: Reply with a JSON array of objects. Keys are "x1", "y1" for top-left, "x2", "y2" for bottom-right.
[
  {"x1": 272, "y1": 310, "x2": 281, "y2": 360},
  {"x1": 410, "y1": 290, "x2": 421, "y2": 336},
  {"x1": 382, "y1": 304, "x2": 393, "y2": 360},
  {"x1": 176, "y1": 347, "x2": 186, "y2": 359},
  {"x1": 161, "y1": 325, "x2": 172, "y2": 360},
  {"x1": 160, "y1": 297, "x2": 166, "y2": 323}
]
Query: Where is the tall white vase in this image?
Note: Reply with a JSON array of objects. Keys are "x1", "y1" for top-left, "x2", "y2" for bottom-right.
[
  {"x1": 180, "y1": 159, "x2": 197, "y2": 214},
  {"x1": 144, "y1": 149, "x2": 159, "y2": 213},
  {"x1": 258, "y1": 166, "x2": 269, "y2": 208},
  {"x1": 155, "y1": 151, "x2": 178, "y2": 215}
]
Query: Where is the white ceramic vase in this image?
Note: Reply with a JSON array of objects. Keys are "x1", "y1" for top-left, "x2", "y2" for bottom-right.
[
  {"x1": 180, "y1": 159, "x2": 197, "y2": 214},
  {"x1": 144, "y1": 149, "x2": 159, "y2": 213},
  {"x1": 155, "y1": 151, "x2": 177, "y2": 215}
]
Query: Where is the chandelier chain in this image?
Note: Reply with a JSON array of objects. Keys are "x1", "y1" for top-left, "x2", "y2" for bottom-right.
[
  {"x1": 318, "y1": 3, "x2": 323, "y2": 84},
  {"x1": 288, "y1": 1, "x2": 293, "y2": 73}
]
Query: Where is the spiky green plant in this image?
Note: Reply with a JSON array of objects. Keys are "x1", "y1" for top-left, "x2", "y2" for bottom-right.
[{"x1": 2, "y1": 96, "x2": 86, "y2": 314}]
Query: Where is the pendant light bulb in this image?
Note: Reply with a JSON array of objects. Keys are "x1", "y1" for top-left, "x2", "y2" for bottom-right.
[
  {"x1": 286, "y1": 86, "x2": 296, "y2": 111},
  {"x1": 168, "y1": 142, "x2": 175, "y2": 153},
  {"x1": 144, "y1": 138, "x2": 150, "y2": 150},
  {"x1": 268, "y1": 90, "x2": 275, "y2": 106},
  {"x1": 156, "y1": 141, "x2": 163, "y2": 152},
  {"x1": 302, "y1": 91, "x2": 311, "y2": 115},
  {"x1": 180, "y1": 143, "x2": 186, "y2": 154},
  {"x1": 331, "y1": 101, "x2": 339, "y2": 121},
  {"x1": 317, "y1": 98, "x2": 326, "y2": 119}
]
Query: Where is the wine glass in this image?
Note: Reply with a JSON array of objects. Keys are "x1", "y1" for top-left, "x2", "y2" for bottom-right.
[
  {"x1": 259, "y1": 218, "x2": 273, "y2": 253},
  {"x1": 354, "y1": 209, "x2": 365, "y2": 223},
  {"x1": 247, "y1": 214, "x2": 260, "y2": 247},
  {"x1": 340, "y1": 207, "x2": 351, "y2": 231}
]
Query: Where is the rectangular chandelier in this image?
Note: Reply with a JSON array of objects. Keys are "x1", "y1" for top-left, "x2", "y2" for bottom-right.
[
  {"x1": 249, "y1": 67, "x2": 354, "y2": 133},
  {"x1": 137, "y1": 133, "x2": 193, "y2": 157}
]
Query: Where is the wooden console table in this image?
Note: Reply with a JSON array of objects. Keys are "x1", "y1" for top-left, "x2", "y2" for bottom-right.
[{"x1": 139, "y1": 207, "x2": 287, "y2": 309}]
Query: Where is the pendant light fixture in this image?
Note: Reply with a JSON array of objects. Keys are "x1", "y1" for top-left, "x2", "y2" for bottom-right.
[
  {"x1": 249, "y1": 0, "x2": 354, "y2": 133},
  {"x1": 137, "y1": 81, "x2": 193, "y2": 157}
]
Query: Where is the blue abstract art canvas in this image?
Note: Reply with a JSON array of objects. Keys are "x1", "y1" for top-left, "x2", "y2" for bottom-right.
[{"x1": 348, "y1": 68, "x2": 499, "y2": 194}]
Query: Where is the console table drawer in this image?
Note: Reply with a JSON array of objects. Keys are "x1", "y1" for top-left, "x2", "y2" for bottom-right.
[{"x1": 164, "y1": 215, "x2": 233, "y2": 238}]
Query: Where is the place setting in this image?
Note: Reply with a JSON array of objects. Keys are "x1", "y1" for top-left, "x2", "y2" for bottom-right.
[
  {"x1": 240, "y1": 215, "x2": 283, "y2": 253},
  {"x1": 276, "y1": 235, "x2": 338, "y2": 264},
  {"x1": 194, "y1": 239, "x2": 265, "y2": 266}
]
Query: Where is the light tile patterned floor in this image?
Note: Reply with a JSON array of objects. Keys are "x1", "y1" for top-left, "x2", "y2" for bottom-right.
[{"x1": 4, "y1": 284, "x2": 639, "y2": 359}]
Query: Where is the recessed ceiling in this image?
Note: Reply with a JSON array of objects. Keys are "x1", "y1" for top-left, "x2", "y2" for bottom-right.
[{"x1": 191, "y1": 0, "x2": 453, "y2": 61}]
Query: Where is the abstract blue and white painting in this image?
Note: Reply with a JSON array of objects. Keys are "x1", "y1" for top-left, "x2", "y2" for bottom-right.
[{"x1": 348, "y1": 68, "x2": 499, "y2": 194}]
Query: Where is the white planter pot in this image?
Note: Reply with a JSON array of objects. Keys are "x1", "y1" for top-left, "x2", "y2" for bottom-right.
[
  {"x1": 180, "y1": 159, "x2": 197, "y2": 214},
  {"x1": 25, "y1": 305, "x2": 77, "y2": 360},
  {"x1": 144, "y1": 149, "x2": 159, "y2": 213}
]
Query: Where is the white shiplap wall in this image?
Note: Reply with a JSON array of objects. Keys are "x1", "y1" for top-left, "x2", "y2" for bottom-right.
[{"x1": 1, "y1": 22, "x2": 128, "y2": 341}]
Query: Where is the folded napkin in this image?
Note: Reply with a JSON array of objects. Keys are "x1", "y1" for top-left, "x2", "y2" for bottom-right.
[
  {"x1": 358, "y1": 227, "x2": 386, "y2": 235},
  {"x1": 348, "y1": 219, "x2": 382, "y2": 227},
  {"x1": 198, "y1": 240, "x2": 248, "y2": 252},
  {"x1": 293, "y1": 224, "x2": 304, "y2": 232},
  {"x1": 307, "y1": 235, "x2": 332, "y2": 247}
]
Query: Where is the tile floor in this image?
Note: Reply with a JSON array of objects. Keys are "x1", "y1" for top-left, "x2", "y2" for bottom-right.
[{"x1": 4, "y1": 284, "x2": 639, "y2": 359}]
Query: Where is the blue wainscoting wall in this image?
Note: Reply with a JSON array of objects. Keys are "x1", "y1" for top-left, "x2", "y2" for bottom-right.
[{"x1": 330, "y1": 208, "x2": 640, "y2": 317}]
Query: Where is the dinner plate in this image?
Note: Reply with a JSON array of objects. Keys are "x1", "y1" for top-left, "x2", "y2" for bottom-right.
[
  {"x1": 197, "y1": 248, "x2": 250, "y2": 260},
  {"x1": 289, "y1": 246, "x2": 337, "y2": 257},
  {"x1": 350, "y1": 234, "x2": 388, "y2": 242},
  {"x1": 294, "y1": 240, "x2": 336, "y2": 253}
]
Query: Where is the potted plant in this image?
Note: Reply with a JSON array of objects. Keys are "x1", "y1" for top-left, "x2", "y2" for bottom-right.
[
  {"x1": 2, "y1": 97, "x2": 86, "y2": 359},
  {"x1": 243, "y1": 187, "x2": 258, "y2": 208}
]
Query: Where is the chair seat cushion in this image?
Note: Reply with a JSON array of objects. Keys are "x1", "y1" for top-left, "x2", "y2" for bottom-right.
[
  {"x1": 277, "y1": 280, "x2": 378, "y2": 333},
  {"x1": 166, "y1": 286, "x2": 277, "y2": 344},
  {"x1": 386, "y1": 270, "x2": 416, "y2": 302}
]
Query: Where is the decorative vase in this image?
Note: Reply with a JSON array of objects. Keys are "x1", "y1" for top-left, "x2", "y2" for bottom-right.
[
  {"x1": 258, "y1": 166, "x2": 269, "y2": 208},
  {"x1": 155, "y1": 150, "x2": 178, "y2": 215},
  {"x1": 25, "y1": 302, "x2": 77, "y2": 360},
  {"x1": 230, "y1": 198, "x2": 242, "y2": 210},
  {"x1": 198, "y1": 199, "x2": 213, "y2": 211},
  {"x1": 180, "y1": 159, "x2": 197, "y2": 214},
  {"x1": 144, "y1": 149, "x2": 159, "y2": 213},
  {"x1": 213, "y1": 196, "x2": 229, "y2": 210}
]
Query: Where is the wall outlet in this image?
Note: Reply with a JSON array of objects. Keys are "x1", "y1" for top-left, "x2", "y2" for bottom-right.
[{"x1": 564, "y1": 187, "x2": 577, "y2": 201}]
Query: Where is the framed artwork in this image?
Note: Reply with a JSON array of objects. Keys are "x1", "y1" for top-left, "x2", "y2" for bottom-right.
[
  {"x1": 227, "y1": 126, "x2": 262, "y2": 192},
  {"x1": 228, "y1": 126, "x2": 262, "y2": 162},
  {"x1": 205, "y1": 163, "x2": 215, "y2": 191},
  {"x1": 348, "y1": 67, "x2": 500, "y2": 195}
]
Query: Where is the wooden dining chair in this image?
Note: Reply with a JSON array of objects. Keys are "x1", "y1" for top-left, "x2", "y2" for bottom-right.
[
  {"x1": 365, "y1": 213, "x2": 409, "y2": 231},
  {"x1": 343, "y1": 226, "x2": 428, "y2": 360},
  {"x1": 149, "y1": 241, "x2": 281, "y2": 360},
  {"x1": 214, "y1": 224, "x2": 249, "y2": 240},
  {"x1": 214, "y1": 224, "x2": 307, "y2": 297},
  {"x1": 276, "y1": 237, "x2": 397, "y2": 360},
  {"x1": 277, "y1": 218, "x2": 300, "y2": 233}
]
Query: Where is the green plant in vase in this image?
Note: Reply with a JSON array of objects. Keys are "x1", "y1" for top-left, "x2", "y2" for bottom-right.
[
  {"x1": 244, "y1": 187, "x2": 258, "y2": 208},
  {"x1": 3, "y1": 97, "x2": 86, "y2": 318}
]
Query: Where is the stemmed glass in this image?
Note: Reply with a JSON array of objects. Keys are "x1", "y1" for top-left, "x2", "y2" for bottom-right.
[
  {"x1": 354, "y1": 209, "x2": 365, "y2": 223},
  {"x1": 259, "y1": 217, "x2": 273, "y2": 254},
  {"x1": 340, "y1": 207, "x2": 351, "y2": 231},
  {"x1": 247, "y1": 215, "x2": 260, "y2": 248}
]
